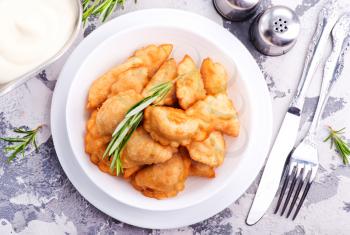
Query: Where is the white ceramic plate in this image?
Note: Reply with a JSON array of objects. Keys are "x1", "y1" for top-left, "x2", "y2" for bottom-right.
[
  {"x1": 66, "y1": 25, "x2": 252, "y2": 211},
  {"x1": 52, "y1": 9, "x2": 273, "y2": 229}
]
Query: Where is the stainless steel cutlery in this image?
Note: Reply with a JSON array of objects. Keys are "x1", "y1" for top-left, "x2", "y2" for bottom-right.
[{"x1": 274, "y1": 13, "x2": 350, "y2": 220}]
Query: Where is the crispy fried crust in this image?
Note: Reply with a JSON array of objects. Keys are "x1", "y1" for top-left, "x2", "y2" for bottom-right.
[
  {"x1": 110, "y1": 67, "x2": 149, "y2": 96},
  {"x1": 189, "y1": 160, "x2": 215, "y2": 178},
  {"x1": 122, "y1": 127, "x2": 177, "y2": 165},
  {"x1": 86, "y1": 57, "x2": 144, "y2": 110},
  {"x1": 187, "y1": 131, "x2": 225, "y2": 167},
  {"x1": 131, "y1": 154, "x2": 190, "y2": 199},
  {"x1": 179, "y1": 147, "x2": 214, "y2": 178},
  {"x1": 186, "y1": 93, "x2": 240, "y2": 137},
  {"x1": 85, "y1": 111, "x2": 115, "y2": 176},
  {"x1": 142, "y1": 58, "x2": 177, "y2": 105},
  {"x1": 123, "y1": 166, "x2": 143, "y2": 179},
  {"x1": 176, "y1": 55, "x2": 206, "y2": 109},
  {"x1": 133, "y1": 44, "x2": 173, "y2": 77},
  {"x1": 200, "y1": 58, "x2": 228, "y2": 95},
  {"x1": 143, "y1": 106, "x2": 210, "y2": 147},
  {"x1": 95, "y1": 90, "x2": 142, "y2": 136}
]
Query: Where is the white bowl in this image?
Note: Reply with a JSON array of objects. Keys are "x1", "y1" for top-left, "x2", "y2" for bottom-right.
[{"x1": 66, "y1": 25, "x2": 255, "y2": 211}]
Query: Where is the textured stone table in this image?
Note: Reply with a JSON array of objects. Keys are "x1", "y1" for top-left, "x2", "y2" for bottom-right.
[{"x1": 1, "y1": 0, "x2": 350, "y2": 234}]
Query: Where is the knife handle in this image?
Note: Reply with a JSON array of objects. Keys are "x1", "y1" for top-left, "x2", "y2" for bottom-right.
[{"x1": 290, "y1": 0, "x2": 339, "y2": 113}]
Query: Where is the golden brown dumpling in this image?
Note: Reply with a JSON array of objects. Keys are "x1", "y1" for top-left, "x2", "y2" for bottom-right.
[
  {"x1": 143, "y1": 106, "x2": 211, "y2": 147},
  {"x1": 110, "y1": 66, "x2": 149, "y2": 96},
  {"x1": 85, "y1": 110, "x2": 114, "y2": 175},
  {"x1": 186, "y1": 93, "x2": 240, "y2": 137},
  {"x1": 189, "y1": 160, "x2": 215, "y2": 178},
  {"x1": 123, "y1": 166, "x2": 143, "y2": 179},
  {"x1": 86, "y1": 57, "x2": 144, "y2": 110},
  {"x1": 200, "y1": 58, "x2": 228, "y2": 95},
  {"x1": 142, "y1": 58, "x2": 177, "y2": 105},
  {"x1": 95, "y1": 90, "x2": 142, "y2": 136},
  {"x1": 179, "y1": 147, "x2": 215, "y2": 178},
  {"x1": 133, "y1": 44, "x2": 173, "y2": 77},
  {"x1": 186, "y1": 131, "x2": 225, "y2": 167},
  {"x1": 131, "y1": 154, "x2": 191, "y2": 199},
  {"x1": 176, "y1": 55, "x2": 206, "y2": 109},
  {"x1": 122, "y1": 127, "x2": 177, "y2": 165}
]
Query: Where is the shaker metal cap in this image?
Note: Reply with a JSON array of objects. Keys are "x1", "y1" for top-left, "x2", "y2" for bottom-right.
[
  {"x1": 213, "y1": 0, "x2": 261, "y2": 21},
  {"x1": 250, "y1": 5, "x2": 300, "y2": 56}
]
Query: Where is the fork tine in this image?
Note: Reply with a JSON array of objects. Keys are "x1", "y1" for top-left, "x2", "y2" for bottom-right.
[
  {"x1": 274, "y1": 171, "x2": 290, "y2": 214},
  {"x1": 286, "y1": 167, "x2": 307, "y2": 218},
  {"x1": 292, "y1": 181, "x2": 312, "y2": 220},
  {"x1": 274, "y1": 164, "x2": 294, "y2": 214},
  {"x1": 280, "y1": 164, "x2": 302, "y2": 216}
]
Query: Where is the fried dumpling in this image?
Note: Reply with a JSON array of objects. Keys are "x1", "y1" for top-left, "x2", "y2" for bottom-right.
[
  {"x1": 178, "y1": 147, "x2": 215, "y2": 178},
  {"x1": 85, "y1": 111, "x2": 110, "y2": 164},
  {"x1": 143, "y1": 106, "x2": 210, "y2": 147},
  {"x1": 120, "y1": 149, "x2": 144, "y2": 179},
  {"x1": 131, "y1": 154, "x2": 191, "y2": 199},
  {"x1": 189, "y1": 160, "x2": 215, "y2": 178},
  {"x1": 122, "y1": 127, "x2": 177, "y2": 165},
  {"x1": 110, "y1": 66, "x2": 149, "y2": 96},
  {"x1": 200, "y1": 58, "x2": 228, "y2": 95},
  {"x1": 142, "y1": 58, "x2": 177, "y2": 105},
  {"x1": 176, "y1": 55, "x2": 206, "y2": 109},
  {"x1": 186, "y1": 131, "x2": 225, "y2": 167},
  {"x1": 186, "y1": 93, "x2": 240, "y2": 137},
  {"x1": 86, "y1": 57, "x2": 144, "y2": 110},
  {"x1": 120, "y1": 152, "x2": 140, "y2": 169},
  {"x1": 85, "y1": 111, "x2": 114, "y2": 175},
  {"x1": 95, "y1": 90, "x2": 142, "y2": 136},
  {"x1": 133, "y1": 44, "x2": 173, "y2": 77},
  {"x1": 120, "y1": 158, "x2": 144, "y2": 180},
  {"x1": 123, "y1": 166, "x2": 143, "y2": 179}
]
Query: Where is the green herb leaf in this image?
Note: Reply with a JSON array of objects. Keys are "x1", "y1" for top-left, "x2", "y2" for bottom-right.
[
  {"x1": 103, "y1": 80, "x2": 174, "y2": 175},
  {"x1": 82, "y1": 0, "x2": 126, "y2": 25},
  {"x1": 0, "y1": 126, "x2": 42, "y2": 163},
  {"x1": 324, "y1": 126, "x2": 350, "y2": 165}
]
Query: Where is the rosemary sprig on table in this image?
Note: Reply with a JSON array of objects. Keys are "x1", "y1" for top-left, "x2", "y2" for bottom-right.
[
  {"x1": 0, "y1": 126, "x2": 42, "y2": 163},
  {"x1": 103, "y1": 81, "x2": 173, "y2": 175},
  {"x1": 324, "y1": 126, "x2": 350, "y2": 165},
  {"x1": 82, "y1": 0, "x2": 126, "y2": 24}
]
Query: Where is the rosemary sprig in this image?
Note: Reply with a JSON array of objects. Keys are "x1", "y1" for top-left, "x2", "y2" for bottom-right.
[
  {"x1": 0, "y1": 126, "x2": 42, "y2": 163},
  {"x1": 82, "y1": 0, "x2": 126, "y2": 25},
  {"x1": 103, "y1": 81, "x2": 173, "y2": 175},
  {"x1": 324, "y1": 126, "x2": 350, "y2": 165}
]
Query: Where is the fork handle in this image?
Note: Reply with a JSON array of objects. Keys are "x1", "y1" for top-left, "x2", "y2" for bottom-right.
[
  {"x1": 308, "y1": 15, "x2": 350, "y2": 136},
  {"x1": 290, "y1": 0, "x2": 339, "y2": 112}
]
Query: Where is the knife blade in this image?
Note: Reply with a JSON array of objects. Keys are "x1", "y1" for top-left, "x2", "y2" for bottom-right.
[
  {"x1": 246, "y1": 0, "x2": 340, "y2": 225},
  {"x1": 246, "y1": 110, "x2": 299, "y2": 225}
]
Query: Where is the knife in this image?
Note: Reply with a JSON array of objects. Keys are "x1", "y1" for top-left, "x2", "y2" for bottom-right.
[{"x1": 246, "y1": 0, "x2": 340, "y2": 225}]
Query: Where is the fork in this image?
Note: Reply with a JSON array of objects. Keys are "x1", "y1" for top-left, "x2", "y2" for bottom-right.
[{"x1": 274, "y1": 13, "x2": 350, "y2": 220}]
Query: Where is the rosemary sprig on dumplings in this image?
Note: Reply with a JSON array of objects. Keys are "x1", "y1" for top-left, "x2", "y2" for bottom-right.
[
  {"x1": 0, "y1": 126, "x2": 42, "y2": 162},
  {"x1": 324, "y1": 126, "x2": 350, "y2": 165},
  {"x1": 103, "y1": 81, "x2": 173, "y2": 175}
]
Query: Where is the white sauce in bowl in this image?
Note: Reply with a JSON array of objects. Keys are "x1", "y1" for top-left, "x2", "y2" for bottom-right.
[{"x1": 0, "y1": 0, "x2": 78, "y2": 84}]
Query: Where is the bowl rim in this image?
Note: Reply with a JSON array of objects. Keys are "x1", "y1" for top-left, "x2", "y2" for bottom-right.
[
  {"x1": 0, "y1": 0, "x2": 83, "y2": 97},
  {"x1": 65, "y1": 24, "x2": 256, "y2": 211}
]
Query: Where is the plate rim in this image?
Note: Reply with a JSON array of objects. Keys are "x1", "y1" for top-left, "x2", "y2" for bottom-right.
[{"x1": 51, "y1": 8, "x2": 273, "y2": 229}]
